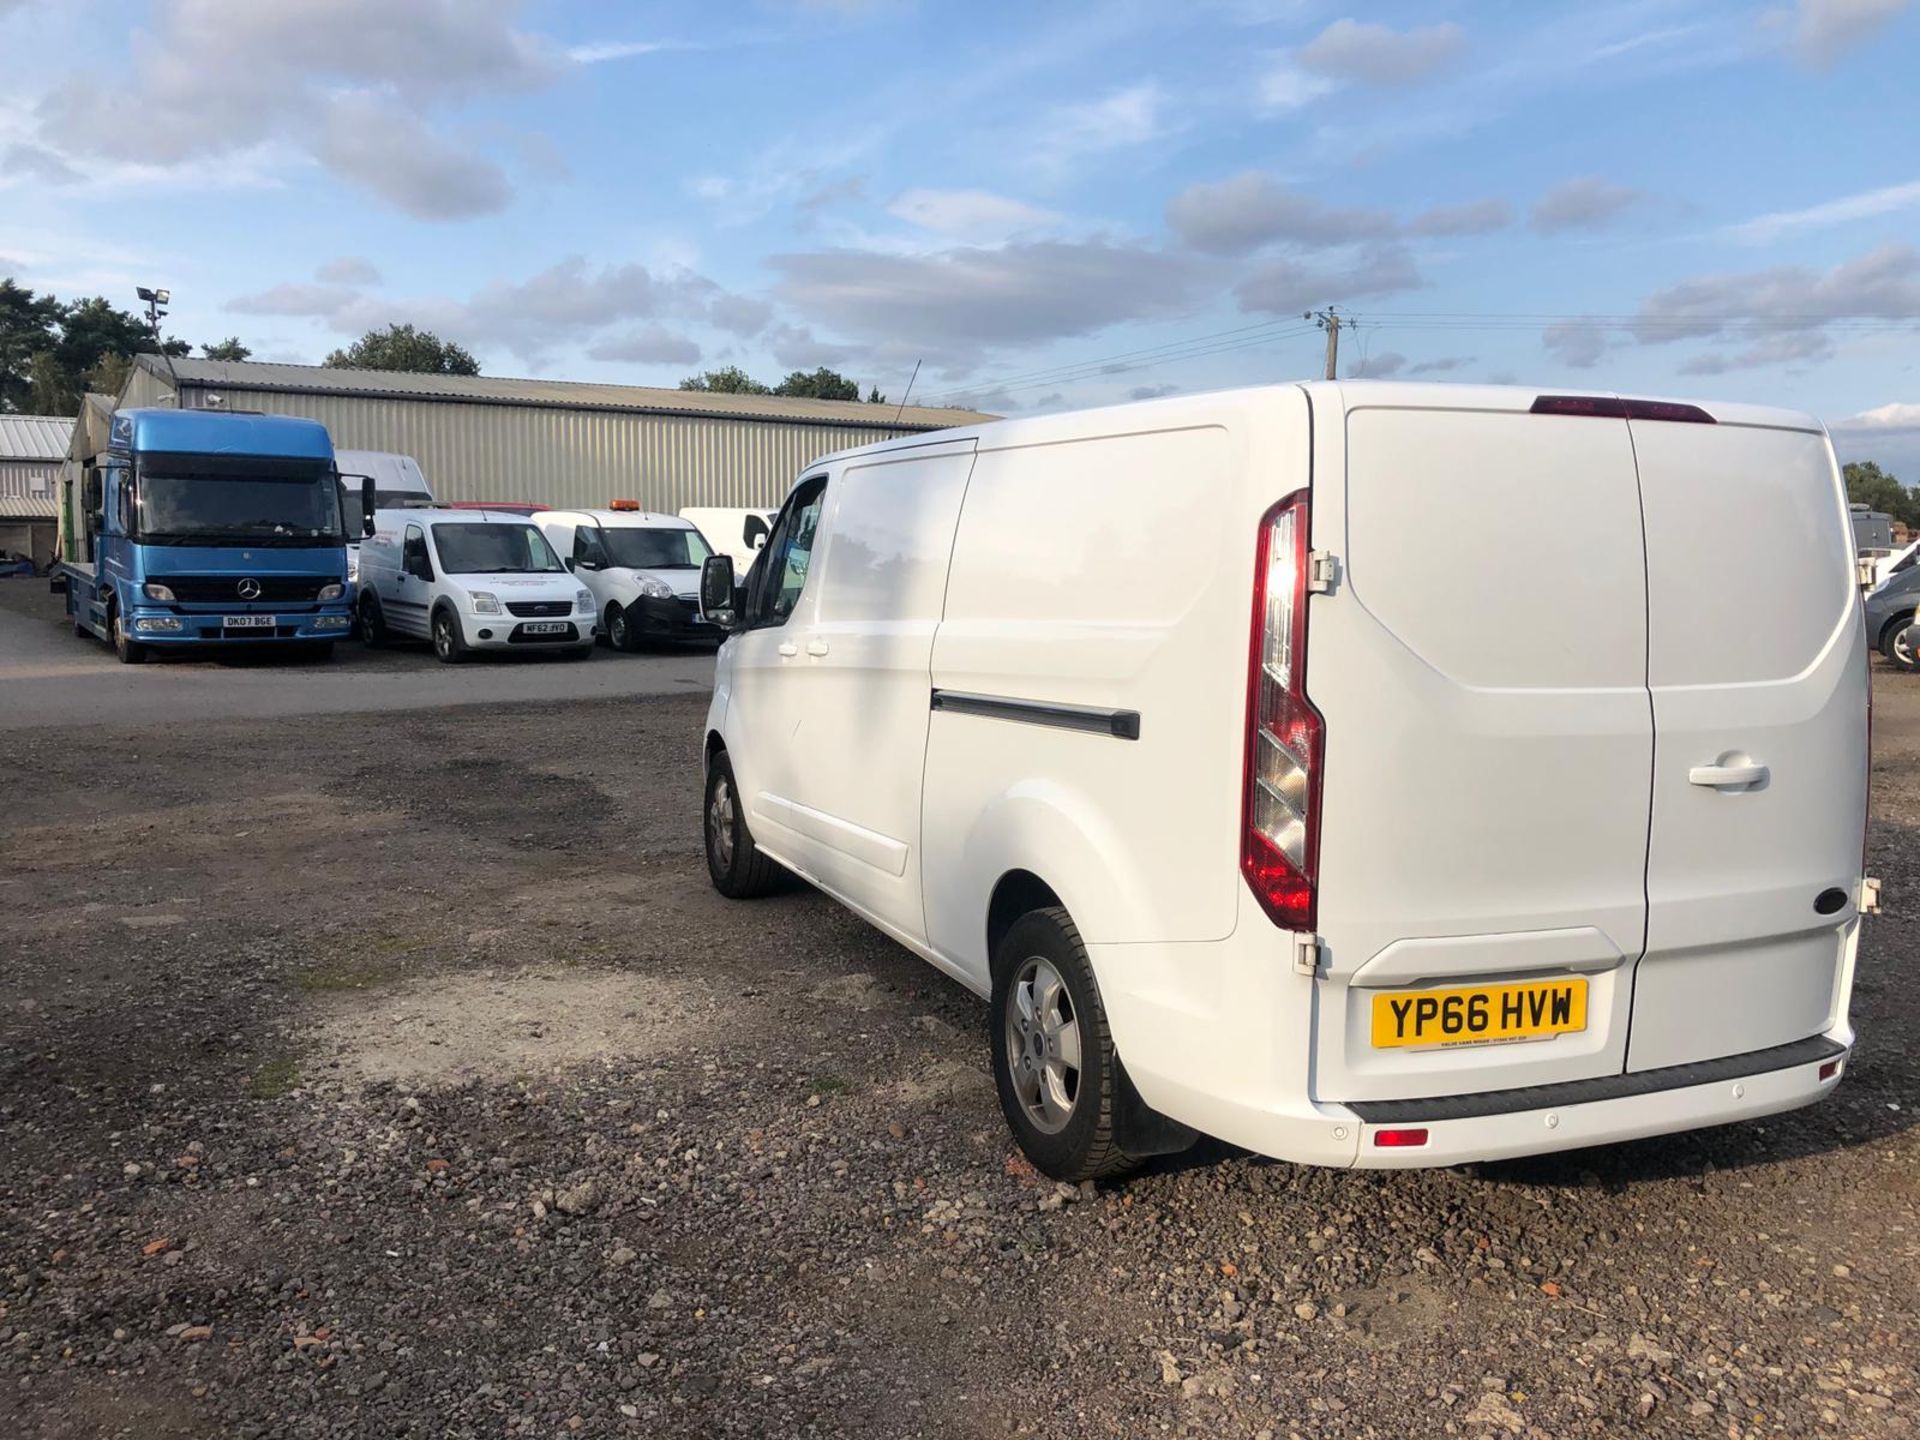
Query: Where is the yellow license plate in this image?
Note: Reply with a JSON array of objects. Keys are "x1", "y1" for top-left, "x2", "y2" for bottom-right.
[{"x1": 1370, "y1": 978, "x2": 1588, "y2": 1049}]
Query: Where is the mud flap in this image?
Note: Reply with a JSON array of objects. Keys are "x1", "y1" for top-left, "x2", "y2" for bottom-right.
[{"x1": 1113, "y1": 1058, "x2": 1200, "y2": 1158}]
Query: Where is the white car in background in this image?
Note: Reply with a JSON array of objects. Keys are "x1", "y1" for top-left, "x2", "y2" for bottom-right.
[
  {"x1": 538, "y1": 506, "x2": 722, "y2": 651},
  {"x1": 357, "y1": 507, "x2": 596, "y2": 663}
]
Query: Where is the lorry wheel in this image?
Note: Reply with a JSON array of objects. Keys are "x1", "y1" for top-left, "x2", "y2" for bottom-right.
[
  {"x1": 110, "y1": 609, "x2": 147, "y2": 665},
  {"x1": 359, "y1": 593, "x2": 388, "y2": 648},
  {"x1": 990, "y1": 907, "x2": 1139, "y2": 1183},
  {"x1": 704, "y1": 751, "x2": 782, "y2": 898},
  {"x1": 431, "y1": 607, "x2": 466, "y2": 664},
  {"x1": 606, "y1": 603, "x2": 636, "y2": 652}
]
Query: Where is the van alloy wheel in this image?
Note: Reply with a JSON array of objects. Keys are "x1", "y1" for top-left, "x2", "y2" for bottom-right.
[
  {"x1": 608, "y1": 605, "x2": 631, "y2": 651},
  {"x1": 708, "y1": 773, "x2": 736, "y2": 870},
  {"x1": 1005, "y1": 955, "x2": 1082, "y2": 1135},
  {"x1": 433, "y1": 612, "x2": 458, "y2": 662},
  {"x1": 1895, "y1": 626, "x2": 1917, "y2": 671}
]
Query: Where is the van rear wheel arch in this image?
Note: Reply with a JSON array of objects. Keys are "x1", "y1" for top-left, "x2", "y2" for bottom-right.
[{"x1": 987, "y1": 869, "x2": 1063, "y2": 977}]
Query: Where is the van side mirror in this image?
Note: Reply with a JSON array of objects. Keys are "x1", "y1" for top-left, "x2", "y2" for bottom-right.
[
  {"x1": 564, "y1": 556, "x2": 576, "y2": 572},
  {"x1": 699, "y1": 553, "x2": 738, "y2": 629},
  {"x1": 360, "y1": 476, "x2": 376, "y2": 538}
]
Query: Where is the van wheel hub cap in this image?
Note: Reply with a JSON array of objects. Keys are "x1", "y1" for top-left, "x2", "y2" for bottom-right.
[{"x1": 1007, "y1": 956, "x2": 1081, "y2": 1135}]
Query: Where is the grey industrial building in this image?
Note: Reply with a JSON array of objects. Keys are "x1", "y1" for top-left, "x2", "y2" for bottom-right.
[
  {"x1": 0, "y1": 415, "x2": 68, "y2": 569},
  {"x1": 104, "y1": 355, "x2": 989, "y2": 513}
]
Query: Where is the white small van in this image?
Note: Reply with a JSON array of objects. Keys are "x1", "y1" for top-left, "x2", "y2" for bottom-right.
[
  {"x1": 357, "y1": 507, "x2": 596, "y2": 663},
  {"x1": 694, "y1": 382, "x2": 1873, "y2": 1179},
  {"x1": 679, "y1": 506, "x2": 777, "y2": 575},
  {"x1": 536, "y1": 506, "x2": 720, "y2": 650}
]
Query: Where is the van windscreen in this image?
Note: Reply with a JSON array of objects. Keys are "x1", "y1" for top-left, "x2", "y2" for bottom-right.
[
  {"x1": 431, "y1": 522, "x2": 564, "y2": 575},
  {"x1": 600, "y1": 526, "x2": 712, "y2": 570}
]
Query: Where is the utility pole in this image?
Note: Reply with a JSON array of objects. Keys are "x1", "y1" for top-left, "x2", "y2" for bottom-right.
[{"x1": 1304, "y1": 306, "x2": 1343, "y2": 379}]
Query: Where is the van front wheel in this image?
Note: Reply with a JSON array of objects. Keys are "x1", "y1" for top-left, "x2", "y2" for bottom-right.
[
  {"x1": 991, "y1": 907, "x2": 1138, "y2": 1182},
  {"x1": 704, "y1": 751, "x2": 782, "y2": 898}
]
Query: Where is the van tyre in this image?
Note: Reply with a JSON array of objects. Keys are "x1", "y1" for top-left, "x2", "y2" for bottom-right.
[
  {"x1": 431, "y1": 606, "x2": 466, "y2": 664},
  {"x1": 704, "y1": 751, "x2": 782, "y2": 898},
  {"x1": 606, "y1": 602, "x2": 637, "y2": 652},
  {"x1": 360, "y1": 592, "x2": 388, "y2": 648},
  {"x1": 991, "y1": 907, "x2": 1139, "y2": 1183}
]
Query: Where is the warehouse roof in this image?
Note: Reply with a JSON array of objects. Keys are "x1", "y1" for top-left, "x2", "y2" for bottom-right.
[
  {"x1": 135, "y1": 356, "x2": 994, "y2": 430},
  {"x1": 0, "y1": 416, "x2": 71, "y2": 462},
  {"x1": 0, "y1": 496, "x2": 57, "y2": 519}
]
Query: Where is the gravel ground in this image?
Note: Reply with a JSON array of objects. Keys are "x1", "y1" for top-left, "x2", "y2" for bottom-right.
[{"x1": 1, "y1": 679, "x2": 1916, "y2": 1439}]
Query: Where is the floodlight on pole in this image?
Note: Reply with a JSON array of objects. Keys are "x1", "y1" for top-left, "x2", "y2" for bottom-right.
[{"x1": 136, "y1": 285, "x2": 170, "y2": 338}]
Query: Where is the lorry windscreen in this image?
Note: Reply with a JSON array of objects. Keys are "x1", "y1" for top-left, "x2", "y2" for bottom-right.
[
  {"x1": 431, "y1": 522, "x2": 564, "y2": 575},
  {"x1": 138, "y1": 458, "x2": 343, "y2": 546},
  {"x1": 600, "y1": 526, "x2": 712, "y2": 570}
]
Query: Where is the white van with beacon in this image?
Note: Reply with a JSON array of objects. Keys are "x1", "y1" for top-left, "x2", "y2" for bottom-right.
[{"x1": 693, "y1": 382, "x2": 1873, "y2": 1180}]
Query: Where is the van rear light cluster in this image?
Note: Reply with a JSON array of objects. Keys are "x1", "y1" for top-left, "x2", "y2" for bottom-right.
[
  {"x1": 1529, "y1": 395, "x2": 1715, "y2": 424},
  {"x1": 1242, "y1": 491, "x2": 1325, "y2": 930}
]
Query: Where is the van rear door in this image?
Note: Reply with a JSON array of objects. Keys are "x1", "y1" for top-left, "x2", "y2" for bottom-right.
[
  {"x1": 1308, "y1": 388, "x2": 1653, "y2": 1102},
  {"x1": 1627, "y1": 413, "x2": 1866, "y2": 1071}
]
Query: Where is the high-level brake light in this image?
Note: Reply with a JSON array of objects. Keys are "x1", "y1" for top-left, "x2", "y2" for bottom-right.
[
  {"x1": 1529, "y1": 395, "x2": 1715, "y2": 424},
  {"x1": 1242, "y1": 491, "x2": 1325, "y2": 931}
]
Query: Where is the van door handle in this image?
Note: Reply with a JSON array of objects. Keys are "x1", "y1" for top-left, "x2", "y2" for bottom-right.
[
  {"x1": 806, "y1": 638, "x2": 830, "y2": 657},
  {"x1": 777, "y1": 641, "x2": 798, "y2": 657},
  {"x1": 1689, "y1": 761, "x2": 1769, "y2": 789}
]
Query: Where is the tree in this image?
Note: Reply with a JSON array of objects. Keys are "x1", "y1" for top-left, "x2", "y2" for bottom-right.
[
  {"x1": 678, "y1": 365, "x2": 770, "y2": 395},
  {"x1": 324, "y1": 324, "x2": 479, "y2": 376},
  {"x1": 866, "y1": 385, "x2": 887, "y2": 405},
  {"x1": 1845, "y1": 461, "x2": 1920, "y2": 529},
  {"x1": 0, "y1": 279, "x2": 62, "y2": 413},
  {"x1": 202, "y1": 337, "x2": 253, "y2": 361},
  {"x1": 772, "y1": 366, "x2": 860, "y2": 402}
]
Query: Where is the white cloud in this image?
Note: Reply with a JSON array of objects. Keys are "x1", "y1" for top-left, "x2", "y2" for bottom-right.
[
  {"x1": 1128, "y1": 383, "x2": 1180, "y2": 400},
  {"x1": 1408, "y1": 355, "x2": 1474, "y2": 375},
  {"x1": 887, "y1": 189, "x2": 1064, "y2": 240},
  {"x1": 1296, "y1": 19, "x2": 1466, "y2": 85},
  {"x1": 1678, "y1": 331, "x2": 1833, "y2": 374},
  {"x1": 566, "y1": 39, "x2": 697, "y2": 63},
  {"x1": 227, "y1": 282, "x2": 363, "y2": 318},
  {"x1": 28, "y1": 0, "x2": 558, "y2": 218},
  {"x1": 1776, "y1": 0, "x2": 1912, "y2": 66},
  {"x1": 1542, "y1": 318, "x2": 1609, "y2": 368},
  {"x1": 1632, "y1": 243, "x2": 1920, "y2": 345},
  {"x1": 1234, "y1": 243, "x2": 1423, "y2": 314},
  {"x1": 1530, "y1": 177, "x2": 1643, "y2": 234},
  {"x1": 1166, "y1": 171, "x2": 1394, "y2": 255},
  {"x1": 1028, "y1": 83, "x2": 1166, "y2": 175},
  {"x1": 1409, "y1": 197, "x2": 1512, "y2": 236},
  {"x1": 1256, "y1": 58, "x2": 1338, "y2": 112},
  {"x1": 1725, "y1": 177, "x2": 1920, "y2": 245},
  {"x1": 585, "y1": 326, "x2": 702, "y2": 366},
  {"x1": 315, "y1": 256, "x2": 382, "y2": 286},
  {"x1": 772, "y1": 239, "x2": 1200, "y2": 369},
  {"x1": 1348, "y1": 350, "x2": 1406, "y2": 378}
]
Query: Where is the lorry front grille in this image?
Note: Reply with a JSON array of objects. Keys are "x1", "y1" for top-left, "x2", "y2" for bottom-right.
[{"x1": 153, "y1": 574, "x2": 335, "y2": 603}]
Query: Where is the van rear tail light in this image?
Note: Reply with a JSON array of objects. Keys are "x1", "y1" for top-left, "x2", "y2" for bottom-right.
[
  {"x1": 1529, "y1": 395, "x2": 1715, "y2": 424},
  {"x1": 1819, "y1": 1059, "x2": 1843, "y2": 1082},
  {"x1": 1372, "y1": 1128, "x2": 1429, "y2": 1148},
  {"x1": 1243, "y1": 491, "x2": 1325, "y2": 931}
]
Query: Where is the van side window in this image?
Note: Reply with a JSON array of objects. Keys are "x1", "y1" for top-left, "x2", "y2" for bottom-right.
[
  {"x1": 747, "y1": 477, "x2": 827, "y2": 626},
  {"x1": 403, "y1": 524, "x2": 430, "y2": 579},
  {"x1": 572, "y1": 527, "x2": 604, "y2": 567}
]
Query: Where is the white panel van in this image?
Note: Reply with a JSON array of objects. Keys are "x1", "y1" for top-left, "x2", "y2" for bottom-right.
[
  {"x1": 357, "y1": 507, "x2": 597, "y2": 663},
  {"x1": 694, "y1": 383, "x2": 1872, "y2": 1180}
]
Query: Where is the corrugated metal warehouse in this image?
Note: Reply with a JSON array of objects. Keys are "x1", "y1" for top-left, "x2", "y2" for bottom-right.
[
  {"x1": 0, "y1": 415, "x2": 68, "y2": 569},
  {"x1": 111, "y1": 356, "x2": 991, "y2": 512}
]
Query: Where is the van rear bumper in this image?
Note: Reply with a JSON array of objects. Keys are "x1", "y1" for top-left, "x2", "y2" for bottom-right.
[{"x1": 1343, "y1": 1032, "x2": 1847, "y2": 1169}]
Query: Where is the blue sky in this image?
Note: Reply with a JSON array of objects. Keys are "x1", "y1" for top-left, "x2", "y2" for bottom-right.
[{"x1": 3, "y1": 0, "x2": 1919, "y2": 469}]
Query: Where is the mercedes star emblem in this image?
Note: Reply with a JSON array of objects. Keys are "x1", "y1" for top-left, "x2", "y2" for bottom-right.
[{"x1": 236, "y1": 577, "x2": 262, "y2": 600}]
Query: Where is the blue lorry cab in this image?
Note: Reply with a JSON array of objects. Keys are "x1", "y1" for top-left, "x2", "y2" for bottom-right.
[{"x1": 58, "y1": 408, "x2": 363, "y2": 662}]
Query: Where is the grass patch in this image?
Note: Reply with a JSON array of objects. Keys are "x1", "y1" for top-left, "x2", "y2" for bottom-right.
[
  {"x1": 369, "y1": 933, "x2": 426, "y2": 957},
  {"x1": 295, "y1": 958, "x2": 397, "y2": 993},
  {"x1": 249, "y1": 1055, "x2": 300, "y2": 1099},
  {"x1": 810, "y1": 1072, "x2": 852, "y2": 1096}
]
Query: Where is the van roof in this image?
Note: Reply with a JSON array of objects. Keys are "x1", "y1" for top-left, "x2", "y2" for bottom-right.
[
  {"x1": 797, "y1": 380, "x2": 1827, "y2": 475},
  {"x1": 539, "y1": 508, "x2": 696, "y2": 530},
  {"x1": 371, "y1": 505, "x2": 542, "y2": 525}
]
